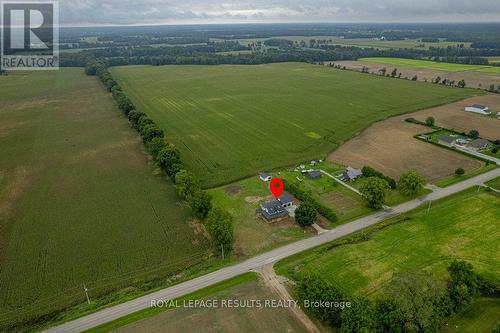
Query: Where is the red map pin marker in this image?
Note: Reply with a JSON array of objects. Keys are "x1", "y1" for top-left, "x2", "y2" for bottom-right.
[{"x1": 270, "y1": 178, "x2": 284, "y2": 199}]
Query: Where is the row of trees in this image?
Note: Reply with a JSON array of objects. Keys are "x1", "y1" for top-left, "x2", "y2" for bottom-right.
[
  {"x1": 297, "y1": 260, "x2": 500, "y2": 332},
  {"x1": 360, "y1": 170, "x2": 425, "y2": 209},
  {"x1": 85, "y1": 60, "x2": 234, "y2": 256}
]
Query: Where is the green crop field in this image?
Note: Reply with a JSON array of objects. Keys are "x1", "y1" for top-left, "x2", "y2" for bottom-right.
[
  {"x1": 0, "y1": 69, "x2": 210, "y2": 329},
  {"x1": 111, "y1": 63, "x2": 478, "y2": 187},
  {"x1": 276, "y1": 188, "x2": 500, "y2": 297},
  {"x1": 361, "y1": 57, "x2": 500, "y2": 73}
]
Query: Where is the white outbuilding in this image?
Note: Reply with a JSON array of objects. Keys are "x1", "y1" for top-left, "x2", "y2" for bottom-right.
[{"x1": 464, "y1": 104, "x2": 490, "y2": 115}]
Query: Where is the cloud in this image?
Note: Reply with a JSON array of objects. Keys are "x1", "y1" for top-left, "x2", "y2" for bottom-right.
[{"x1": 59, "y1": 0, "x2": 500, "y2": 26}]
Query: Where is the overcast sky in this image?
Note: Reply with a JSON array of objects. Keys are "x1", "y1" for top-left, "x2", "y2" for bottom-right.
[{"x1": 60, "y1": 0, "x2": 500, "y2": 26}]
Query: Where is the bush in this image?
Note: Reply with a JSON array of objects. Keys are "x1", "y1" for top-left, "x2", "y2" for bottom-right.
[
  {"x1": 398, "y1": 170, "x2": 425, "y2": 196},
  {"x1": 190, "y1": 191, "x2": 212, "y2": 220},
  {"x1": 141, "y1": 125, "x2": 164, "y2": 142},
  {"x1": 295, "y1": 201, "x2": 317, "y2": 227},
  {"x1": 146, "y1": 137, "x2": 167, "y2": 159},
  {"x1": 362, "y1": 166, "x2": 397, "y2": 189},
  {"x1": 360, "y1": 177, "x2": 389, "y2": 209},
  {"x1": 128, "y1": 110, "x2": 145, "y2": 128},
  {"x1": 426, "y1": 116, "x2": 435, "y2": 127},
  {"x1": 455, "y1": 167, "x2": 465, "y2": 176}
]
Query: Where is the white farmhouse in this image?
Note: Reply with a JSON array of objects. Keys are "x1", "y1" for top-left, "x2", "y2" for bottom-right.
[{"x1": 464, "y1": 104, "x2": 490, "y2": 115}]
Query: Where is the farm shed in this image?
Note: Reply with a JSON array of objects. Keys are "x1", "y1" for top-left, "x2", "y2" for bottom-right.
[
  {"x1": 259, "y1": 172, "x2": 272, "y2": 182},
  {"x1": 464, "y1": 104, "x2": 491, "y2": 115},
  {"x1": 307, "y1": 170, "x2": 322, "y2": 179}
]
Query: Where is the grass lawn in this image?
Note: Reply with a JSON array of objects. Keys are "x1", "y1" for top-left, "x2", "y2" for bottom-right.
[
  {"x1": 209, "y1": 177, "x2": 313, "y2": 257},
  {"x1": 111, "y1": 62, "x2": 477, "y2": 187},
  {"x1": 276, "y1": 188, "x2": 500, "y2": 297},
  {"x1": 486, "y1": 177, "x2": 500, "y2": 190},
  {"x1": 87, "y1": 273, "x2": 309, "y2": 333},
  {"x1": 0, "y1": 69, "x2": 210, "y2": 329},
  {"x1": 360, "y1": 57, "x2": 499, "y2": 73},
  {"x1": 441, "y1": 298, "x2": 500, "y2": 333}
]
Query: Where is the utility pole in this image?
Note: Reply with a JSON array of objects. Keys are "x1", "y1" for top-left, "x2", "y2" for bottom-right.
[
  {"x1": 221, "y1": 245, "x2": 225, "y2": 260},
  {"x1": 83, "y1": 284, "x2": 91, "y2": 305},
  {"x1": 427, "y1": 201, "x2": 432, "y2": 214}
]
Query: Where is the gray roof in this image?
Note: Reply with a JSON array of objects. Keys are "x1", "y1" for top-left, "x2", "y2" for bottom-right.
[
  {"x1": 467, "y1": 139, "x2": 491, "y2": 149},
  {"x1": 260, "y1": 200, "x2": 288, "y2": 220},
  {"x1": 279, "y1": 195, "x2": 293, "y2": 205},
  {"x1": 260, "y1": 172, "x2": 271, "y2": 179},
  {"x1": 439, "y1": 136, "x2": 455, "y2": 144},
  {"x1": 471, "y1": 104, "x2": 488, "y2": 109},
  {"x1": 307, "y1": 170, "x2": 322, "y2": 179},
  {"x1": 345, "y1": 167, "x2": 363, "y2": 180}
]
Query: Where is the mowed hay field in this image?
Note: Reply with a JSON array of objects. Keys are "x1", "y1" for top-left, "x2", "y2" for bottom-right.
[
  {"x1": 329, "y1": 113, "x2": 481, "y2": 182},
  {"x1": 276, "y1": 188, "x2": 500, "y2": 297},
  {"x1": 111, "y1": 63, "x2": 478, "y2": 187},
  {"x1": 0, "y1": 70, "x2": 209, "y2": 328}
]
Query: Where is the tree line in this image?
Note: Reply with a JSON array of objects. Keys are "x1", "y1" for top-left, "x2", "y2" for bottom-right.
[
  {"x1": 85, "y1": 60, "x2": 234, "y2": 256},
  {"x1": 296, "y1": 260, "x2": 500, "y2": 332}
]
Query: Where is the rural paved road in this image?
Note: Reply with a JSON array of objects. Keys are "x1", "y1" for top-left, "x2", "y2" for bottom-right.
[{"x1": 43, "y1": 167, "x2": 500, "y2": 333}]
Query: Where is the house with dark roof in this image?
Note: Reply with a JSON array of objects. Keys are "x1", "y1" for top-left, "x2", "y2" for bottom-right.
[
  {"x1": 279, "y1": 195, "x2": 293, "y2": 208},
  {"x1": 260, "y1": 200, "x2": 289, "y2": 221},
  {"x1": 467, "y1": 139, "x2": 492, "y2": 151},
  {"x1": 340, "y1": 167, "x2": 363, "y2": 182},
  {"x1": 438, "y1": 136, "x2": 455, "y2": 147},
  {"x1": 306, "y1": 170, "x2": 322, "y2": 180}
]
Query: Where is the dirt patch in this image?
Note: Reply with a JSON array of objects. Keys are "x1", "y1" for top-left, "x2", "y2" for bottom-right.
[
  {"x1": 224, "y1": 185, "x2": 242, "y2": 195},
  {"x1": 328, "y1": 114, "x2": 481, "y2": 183},
  {"x1": 245, "y1": 196, "x2": 265, "y2": 204},
  {"x1": 336, "y1": 60, "x2": 500, "y2": 90},
  {"x1": 188, "y1": 218, "x2": 209, "y2": 240},
  {"x1": 408, "y1": 94, "x2": 500, "y2": 141}
]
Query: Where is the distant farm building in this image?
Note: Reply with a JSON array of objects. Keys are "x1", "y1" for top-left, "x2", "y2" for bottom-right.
[
  {"x1": 456, "y1": 138, "x2": 469, "y2": 145},
  {"x1": 259, "y1": 172, "x2": 272, "y2": 182},
  {"x1": 464, "y1": 104, "x2": 490, "y2": 115},
  {"x1": 467, "y1": 139, "x2": 492, "y2": 151},
  {"x1": 341, "y1": 167, "x2": 363, "y2": 182},
  {"x1": 307, "y1": 170, "x2": 322, "y2": 180},
  {"x1": 439, "y1": 136, "x2": 455, "y2": 147},
  {"x1": 260, "y1": 200, "x2": 289, "y2": 221}
]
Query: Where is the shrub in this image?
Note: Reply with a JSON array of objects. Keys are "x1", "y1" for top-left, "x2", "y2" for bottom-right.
[
  {"x1": 398, "y1": 170, "x2": 425, "y2": 196},
  {"x1": 295, "y1": 201, "x2": 317, "y2": 227},
  {"x1": 360, "y1": 177, "x2": 389, "y2": 209},
  {"x1": 468, "y1": 129, "x2": 479, "y2": 139},
  {"x1": 425, "y1": 116, "x2": 435, "y2": 127},
  {"x1": 141, "y1": 125, "x2": 164, "y2": 142},
  {"x1": 362, "y1": 166, "x2": 397, "y2": 189},
  {"x1": 190, "y1": 191, "x2": 212, "y2": 220},
  {"x1": 157, "y1": 146, "x2": 182, "y2": 178},
  {"x1": 455, "y1": 167, "x2": 465, "y2": 176},
  {"x1": 146, "y1": 137, "x2": 167, "y2": 159}
]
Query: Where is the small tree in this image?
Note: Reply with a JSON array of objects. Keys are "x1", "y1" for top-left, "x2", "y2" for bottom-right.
[
  {"x1": 175, "y1": 170, "x2": 200, "y2": 199},
  {"x1": 190, "y1": 191, "x2": 212, "y2": 220},
  {"x1": 469, "y1": 129, "x2": 479, "y2": 139},
  {"x1": 205, "y1": 207, "x2": 234, "y2": 254},
  {"x1": 455, "y1": 167, "x2": 465, "y2": 176},
  {"x1": 146, "y1": 137, "x2": 167, "y2": 159},
  {"x1": 295, "y1": 201, "x2": 317, "y2": 227},
  {"x1": 391, "y1": 68, "x2": 398, "y2": 77},
  {"x1": 447, "y1": 260, "x2": 480, "y2": 311},
  {"x1": 398, "y1": 170, "x2": 425, "y2": 196},
  {"x1": 411, "y1": 75, "x2": 418, "y2": 81},
  {"x1": 341, "y1": 297, "x2": 376, "y2": 333},
  {"x1": 157, "y1": 146, "x2": 182, "y2": 178},
  {"x1": 425, "y1": 116, "x2": 435, "y2": 127},
  {"x1": 360, "y1": 177, "x2": 389, "y2": 209}
]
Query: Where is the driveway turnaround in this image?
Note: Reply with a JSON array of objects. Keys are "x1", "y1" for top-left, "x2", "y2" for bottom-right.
[{"x1": 44, "y1": 168, "x2": 500, "y2": 333}]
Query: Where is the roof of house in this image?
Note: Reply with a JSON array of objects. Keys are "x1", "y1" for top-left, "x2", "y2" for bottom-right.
[
  {"x1": 470, "y1": 104, "x2": 488, "y2": 110},
  {"x1": 261, "y1": 200, "x2": 288, "y2": 220},
  {"x1": 307, "y1": 170, "x2": 322, "y2": 179},
  {"x1": 439, "y1": 136, "x2": 455, "y2": 144},
  {"x1": 467, "y1": 138, "x2": 491, "y2": 149},
  {"x1": 279, "y1": 195, "x2": 293, "y2": 205},
  {"x1": 345, "y1": 167, "x2": 363, "y2": 179}
]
